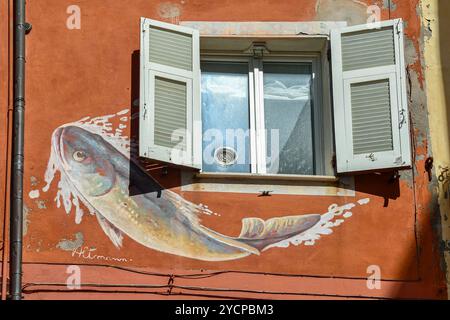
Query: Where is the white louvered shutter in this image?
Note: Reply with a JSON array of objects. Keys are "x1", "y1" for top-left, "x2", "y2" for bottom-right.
[
  {"x1": 140, "y1": 18, "x2": 201, "y2": 169},
  {"x1": 331, "y1": 19, "x2": 411, "y2": 173}
]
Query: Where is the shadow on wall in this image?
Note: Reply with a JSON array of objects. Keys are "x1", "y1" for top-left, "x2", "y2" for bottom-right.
[{"x1": 355, "y1": 172, "x2": 400, "y2": 207}]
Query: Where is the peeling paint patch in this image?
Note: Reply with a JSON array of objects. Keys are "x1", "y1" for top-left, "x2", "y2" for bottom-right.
[
  {"x1": 416, "y1": 154, "x2": 425, "y2": 161},
  {"x1": 315, "y1": 0, "x2": 368, "y2": 25},
  {"x1": 158, "y1": 2, "x2": 182, "y2": 24},
  {"x1": 423, "y1": 17, "x2": 433, "y2": 41},
  {"x1": 415, "y1": 132, "x2": 427, "y2": 148},
  {"x1": 57, "y1": 232, "x2": 84, "y2": 251},
  {"x1": 400, "y1": 169, "x2": 414, "y2": 189},
  {"x1": 35, "y1": 199, "x2": 47, "y2": 209},
  {"x1": 30, "y1": 176, "x2": 38, "y2": 187}
]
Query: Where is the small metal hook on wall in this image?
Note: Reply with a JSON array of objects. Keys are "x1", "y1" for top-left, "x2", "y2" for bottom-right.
[{"x1": 425, "y1": 157, "x2": 434, "y2": 182}]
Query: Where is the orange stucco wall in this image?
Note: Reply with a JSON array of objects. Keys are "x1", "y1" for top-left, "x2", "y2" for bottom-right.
[{"x1": 0, "y1": 0, "x2": 447, "y2": 299}]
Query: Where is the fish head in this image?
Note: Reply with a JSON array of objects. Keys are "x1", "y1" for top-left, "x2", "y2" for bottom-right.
[{"x1": 52, "y1": 125, "x2": 116, "y2": 197}]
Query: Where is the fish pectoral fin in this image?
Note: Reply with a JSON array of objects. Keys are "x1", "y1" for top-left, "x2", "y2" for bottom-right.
[{"x1": 96, "y1": 213, "x2": 124, "y2": 249}]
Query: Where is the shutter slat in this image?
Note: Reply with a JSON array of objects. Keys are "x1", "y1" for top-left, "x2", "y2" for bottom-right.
[
  {"x1": 354, "y1": 139, "x2": 393, "y2": 147},
  {"x1": 149, "y1": 26, "x2": 193, "y2": 71},
  {"x1": 354, "y1": 142, "x2": 394, "y2": 154},
  {"x1": 352, "y1": 99, "x2": 391, "y2": 107},
  {"x1": 353, "y1": 127, "x2": 393, "y2": 137},
  {"x1": 352, "y1": 113, "x2": 392, "y2": 123},
  {"x1": 352, "y1": 120, "x2": 392, "y2": 131},
  {"x1": 352, "y1": 81, "x2": 390, "y2": 92},
  {"x1": 153, "y1": 77, "x2": 187, "y2": 150},
  {"x1": 354, "y1": 139, "x2": 393, "y2": 148},
  {"x1": 342, "y1": 27, "x2": 395, "y2": 71},
  {"x1": 351, "y1": 79, "x2": 393, "y2": 155},
  {"x1": 342, "y1": 42, "x2": 394, "y2": 55}
]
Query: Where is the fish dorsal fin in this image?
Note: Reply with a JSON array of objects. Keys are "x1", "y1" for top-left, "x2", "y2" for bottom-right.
[{"x1": 96, "y1": 212, "x2": 124, "y2": 248}]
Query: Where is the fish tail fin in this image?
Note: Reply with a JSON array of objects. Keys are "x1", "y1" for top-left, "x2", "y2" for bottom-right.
[{"x1": 235, "y1": 214, "x2": 321, "y2": 251}]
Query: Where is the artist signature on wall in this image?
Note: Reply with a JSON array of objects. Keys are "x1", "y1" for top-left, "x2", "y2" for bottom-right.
[{"x1": 71, "y1": 246, "x2": 132, "y2": 263}]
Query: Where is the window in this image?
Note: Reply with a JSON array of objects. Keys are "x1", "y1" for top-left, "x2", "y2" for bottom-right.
[
  {"x1": 139, "y1": 18, "x2": 411, "y2": 176},
  {"x1": 201, "y1": 61, "x2": 251, "y2": 173},
  {"x1": 201, "y1": 57, "x2": 324, "y2": 176}
]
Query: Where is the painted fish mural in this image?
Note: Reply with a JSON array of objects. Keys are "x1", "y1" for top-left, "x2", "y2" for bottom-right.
[
  {"x1": 45, "y1": 124, "x2": 323, "y2": 261},
  {"x1": 39, "y1": 110, "x2": 369, "y2": 261}
]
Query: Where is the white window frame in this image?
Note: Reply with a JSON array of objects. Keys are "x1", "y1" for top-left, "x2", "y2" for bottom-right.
[{"x1": 200, "y1": 53, "x2": 329, "y2": 176}]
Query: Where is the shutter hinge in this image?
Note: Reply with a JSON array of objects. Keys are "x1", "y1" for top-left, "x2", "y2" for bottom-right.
[
  {"x1": 143, "y1": 103, "x2": 147, "y2": 120},
  {"x1": 399, "y1": 109, "x2": 406, "y2": 129}
]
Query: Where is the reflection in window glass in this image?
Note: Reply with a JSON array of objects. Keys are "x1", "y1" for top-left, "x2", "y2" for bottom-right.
[
  {"x1": 263, "y1": 62, "x2": 314, "y2": 175},
  {"x1": 201, "y1": 62, "x2": 251, "y2": 173}
]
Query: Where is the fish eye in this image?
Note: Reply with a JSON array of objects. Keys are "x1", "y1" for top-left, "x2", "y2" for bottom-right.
[{"x1": 73, "y1": 150, "x2": 87, "y2": 162}]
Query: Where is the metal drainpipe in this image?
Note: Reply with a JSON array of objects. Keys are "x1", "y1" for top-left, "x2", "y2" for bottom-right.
[{"x1": 9, "y1": 0, "x2": 30, "y2": 300}]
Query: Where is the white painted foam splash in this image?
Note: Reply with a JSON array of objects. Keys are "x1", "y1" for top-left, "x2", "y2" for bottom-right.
[
  {"x1": 358, "y1": 198, "x2": 370, "y2": 205},
  {"x1": 265, "y1": 198, "x2": 370, "y2": 250},
  {"x1": 42, "y1": 108, "x2": 219, "y2": 225},
  {"x1": 29, "y1": 190, "x2": 40, "y2": 199},
  {"x1": 43, "y1": 144, "x2": 89, "y2": 224}
]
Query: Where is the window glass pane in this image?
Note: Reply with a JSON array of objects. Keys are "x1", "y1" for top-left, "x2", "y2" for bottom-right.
[
  {"x1": 263, "y1": 62, "x2": 314, "y2": 175},
  {"x1": 201, "y1": 62, "x2": 251, "y2": 173}
]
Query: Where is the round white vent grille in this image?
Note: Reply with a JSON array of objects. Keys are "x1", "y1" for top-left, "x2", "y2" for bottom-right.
[{"x1": 214, "y1": 147, "x2": 237, "y2": 167}]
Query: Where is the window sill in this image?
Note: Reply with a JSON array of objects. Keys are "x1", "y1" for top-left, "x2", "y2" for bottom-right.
[
  {"x1": 195, "y1": 172, "x2": 338, "y2": 183},
  {"x1": 181, "y1": 171, "x2": 354, "y2": 196}
]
